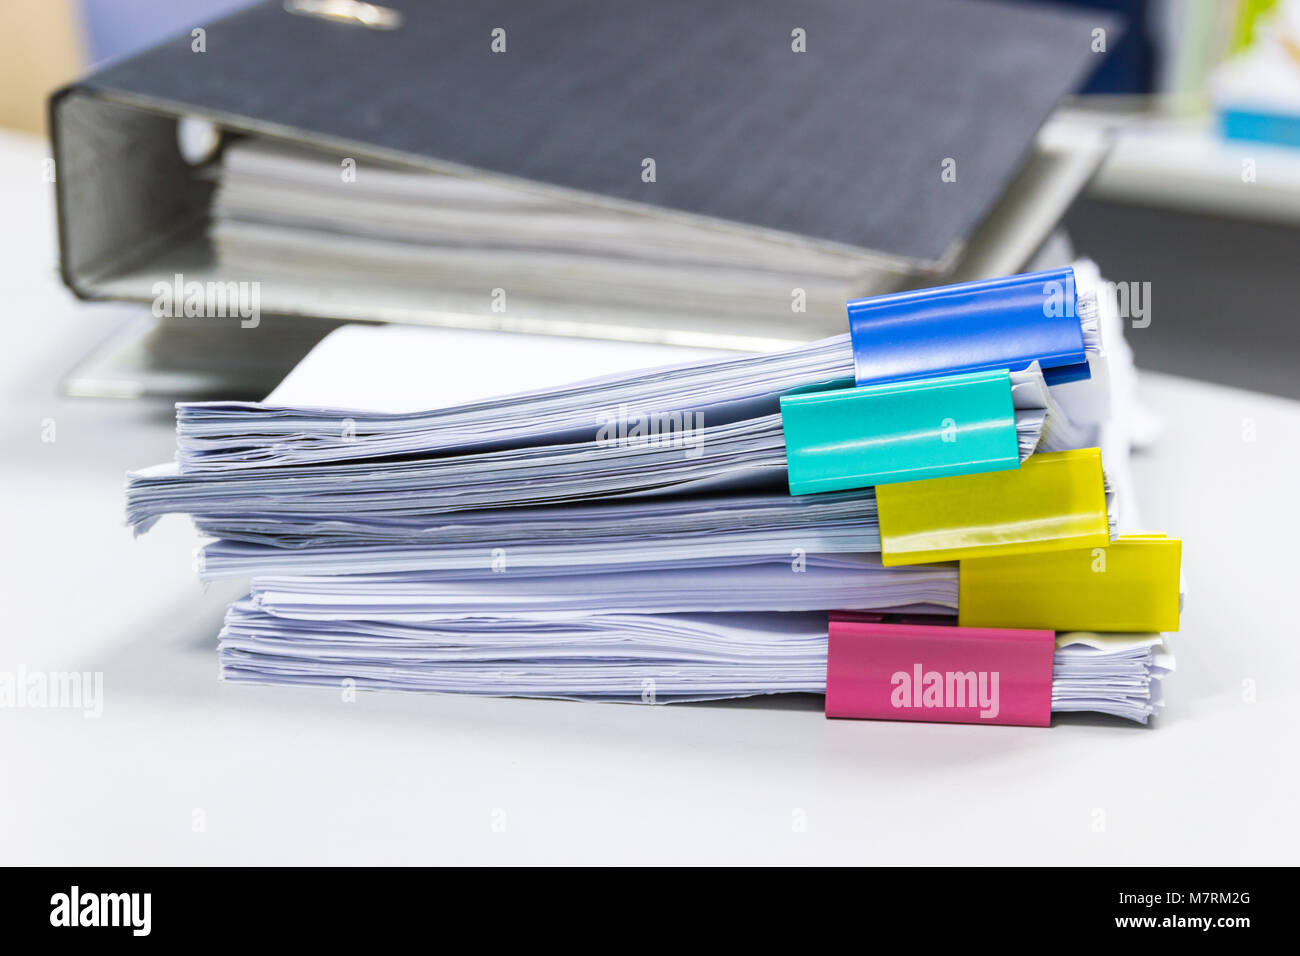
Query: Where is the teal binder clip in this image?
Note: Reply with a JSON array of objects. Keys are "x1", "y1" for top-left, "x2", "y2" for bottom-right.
[{"x1": 780, "y1": 368, "x2": 1020, "y2": 495}]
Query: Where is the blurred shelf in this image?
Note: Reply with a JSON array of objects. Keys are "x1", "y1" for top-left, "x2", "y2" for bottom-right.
[{"x1": 1067, "y1": 108, "x2": 1300, "y2": 224}]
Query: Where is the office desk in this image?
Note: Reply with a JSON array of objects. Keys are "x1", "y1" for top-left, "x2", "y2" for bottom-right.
[{"x1": 2, "y1": 130, "x2": 1297, "y2": 865}]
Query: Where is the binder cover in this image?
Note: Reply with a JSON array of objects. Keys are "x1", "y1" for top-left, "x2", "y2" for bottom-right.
[
  {"x1": 959, "y1": 534, "x2": 1182, "y2": 632},
  {"x1": 875, "y1": 448, "x2": 1110, "y2": 566},
  {"x1": 825, "y1": 618, "x2": 1054, "y2": 726},
  {"x1": 780, "y1": 369, "x2": 1019, "y2": 495},
  {"x1": 846, "y1": 267, "x2": 1089, "y2": 387},
  {"x1": 50, "y1": 0, "x2": 1114, "y2": 339}
]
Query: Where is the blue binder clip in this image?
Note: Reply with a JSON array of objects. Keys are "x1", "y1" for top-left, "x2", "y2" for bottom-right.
[{"x1": 847, "y1": 267, "x2": 1093, "y2": 388}]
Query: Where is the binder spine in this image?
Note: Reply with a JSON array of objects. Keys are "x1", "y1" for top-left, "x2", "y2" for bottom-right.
[
  {"x1": 779, "y1": 369, "x2": 1019, "y2": 495},
  {"x1": 959, "y1": 534, "x2": 1183, "y2": 632},
  {"x1": 825, "y1": 618, "x2": 1055, "y2": 727},
  {"x1": 847, "y1": 266, "x2": 1091, "y2": 387},
  {"x1": 874, "y1": 448, "x2": 1110, "y2": 566}
]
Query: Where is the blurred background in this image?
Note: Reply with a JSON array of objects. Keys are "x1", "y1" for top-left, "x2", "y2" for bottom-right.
[
  {"x1": 1, "y1": 0, "x2": 1298, "y2": 398},
  {"x1": 2, "y1": 0, "x2": 1296, "y2": 869}
]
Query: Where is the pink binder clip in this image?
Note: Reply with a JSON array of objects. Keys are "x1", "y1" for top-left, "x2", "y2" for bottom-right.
[{"x1": 825, "y1": 616, "x2": 1055, "y2": 727}]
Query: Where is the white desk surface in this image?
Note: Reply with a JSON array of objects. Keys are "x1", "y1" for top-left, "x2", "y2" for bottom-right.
[{"x1": 2, "y1": 130, "x2": 1297, "y2": 865}]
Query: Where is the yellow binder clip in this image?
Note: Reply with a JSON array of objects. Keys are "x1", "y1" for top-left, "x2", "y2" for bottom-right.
[
  {"x1": 875, "y1": 448, "x2": 1110, "y2": 566},
  {"x1": 959, "y1": 534, "x2": 1182, "y2": 632}
]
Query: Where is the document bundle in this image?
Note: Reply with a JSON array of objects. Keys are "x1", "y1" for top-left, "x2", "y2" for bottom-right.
[{"x1": 128, "y1": 265, "x2": 1182, "y2": 726}]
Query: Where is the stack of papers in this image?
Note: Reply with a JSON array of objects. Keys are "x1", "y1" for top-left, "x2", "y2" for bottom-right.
[
  {"x1": 210, "y1": 141, "x2": 878, "y2": 342},
  {"x1": 1051, "y1": 634, "x2": 1175, "y2": 724},
  {"x1": 127, "y1": 327, "x2": 1081, "y2": 532},
  {"x1": 237, "y1": 555, "x2": 957, "y2": 618},
  {"x1": 128, "y1": 268, "x2": 1176, "y2": 724},
  {"x1": 219, "y1": 605, "x2": 1171, "y2": 717}
]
